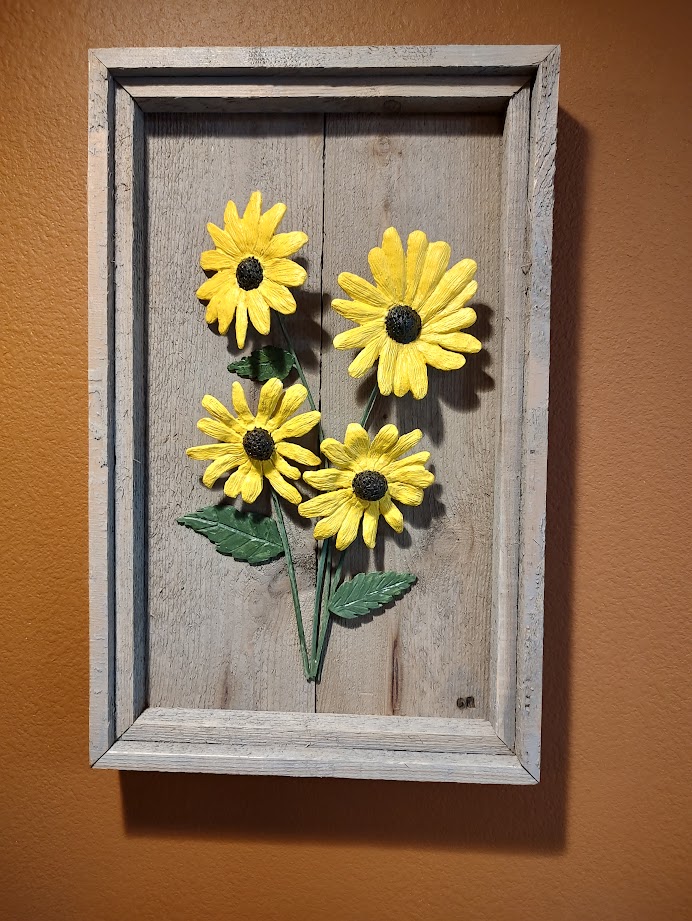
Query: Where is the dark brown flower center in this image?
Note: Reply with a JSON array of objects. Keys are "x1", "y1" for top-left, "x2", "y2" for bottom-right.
[
  {"x1": 236, "y1": 256, "x2": 263, "y2": 291},
  {"x1": 243, "y1": 427, "x2": 275, "y2": 461},
  {"x1": 385, "y1": 304, "x2": 422, "y2": 344},
  {"x1": 352, "y1": 470, "x2": 388, "y2": 502}
]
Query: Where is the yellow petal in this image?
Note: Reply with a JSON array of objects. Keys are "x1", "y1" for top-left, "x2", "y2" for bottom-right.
[
  {"x1": 264, "y1": 231, "x2": 308, "y2": 259},
  {"x1": 240, "y1": 460, "x2": 264, "y2": 503},
  {"x1": 303, "y1": 468, "x2": 354, "y2": 490},
  {"x1": 299, "y1": 488, "x2": 353, "y2": 517},
  {"x1": 405, "y1": 348, "x2": 429, "y2": 399},
  {"x1": 404, "y1": 230, "x2": 428, "y2": 303},
  {"x1": 369, "y1": 424, "x2": 400, "y2": 458},
  {"x1": 231, "y1": 381, "x2": 255, "y2": 427},
  {"x1": 265, "y1": 464, "x2": 302, "y2": 504},
  {"x1": 367, "y1": 246, "x2": 398, "y2": 300},
  {"x1": 362, "y1": 502, "x2": 380, "y2": 548},
  {"x1": 215, "y1": 286, "x2": 239, "y2": 335},
  {"x1": 272, "y1": 410, "x2": 321, "y2": 442},
  {"x1": 247, "y1": 289, "x2": 271, "y2": 336},
  {"x1": 380, "y1": 494, "x2": 404, "y2": 532},
  {"x1": 423, "y1": 332, "x2": 482, "y2": 353},
  {"x1": 268, "y1": 383, "x2": 308, "y2": 430},
  {"x1": 382, "y1": 451, "x2": 430, "y2": 474},
  {"x1": 197, "y1": 417, "x2": 239, "y2": 443},
  {"x1": 196, "y1": 271, "x2": 231, "y2": 301},
  {"x1": 388, "y1": 429, "x2": 423, "y2": 461},
  {"x1": 411, "y1": 241, "x2": 451, "y2": 309},
  {"x1": 336, "y1": 502, "x2": 365, "y2": 550},
  {"x1": 344, "y1": 423, "x2": 370, "y2": 457},
  {"x1": 347, "y1": 336, "x2": 385, "y2": 379},
  {"x1": 319, "y1": 438, "x2": 357, "y2": 469},
  {"x1": 388, "y1": 482, "x2": 424, "y2": 506},
  {"x1": 258, "y1": 278, "x2": 296, "y2": 315},
  {"x1": 235, "y1": 292, "x2": 248, "y2": 348},
  {"x1": 200, "y1": 249, "x2": 234, "y2": 271},
  {"x1": 206, "y1": 223, "x2": 241, "y2": 258},
  {"x1": 224, "y1": 461, "x2": 252, "y2": 498},
  {"x1": 273, "y1": 454, "x2": 301, "y2": 480},
  {"x1": 436, "y1": 279, "x2": 478, "y2": 314},
  {"x1": 275, "y1": 441, "x2": 320, "y2": 467},
  {"x1": 313, "y1": 499, "x2": 354, "y2": 540},
  {"x1": 256, "y1": 378, "x2": 284, "y2": 427},
  {"x1": 205, "y1": 296, "x2": 219, "y2": 325},
  {"x1": 425, "y1": 304, "x2": 477, "y2": 335},
  {"x1": 333, "y1": 320, "x2": 384, "y2": 350},
  {"x1": 377, "y1": 338, "x2": 400, "y2": 396},
  {"x1": 388, "y1": 466, "x2": 435, "y2": 489},
  {"x1": 381, "y1": 227, "x2": 405, "y2": 300},
  {"x1": 393, "y1": 349, "x2": 410, "y2": 397},
  {"x1": 263, "y1": 257, "x2": 307, "y2": 287},
  {"x1": 256, "y1": 201, "x2": 286, "y2": 252},
  {"x1": 338, "y1": 272, "x2": 391, "y2": 309},
  {"x1": 201, "y1": 452, "x2": 244, "y2": 487},
  {"x1": 332, "y1": 298, "x2": 386, "y2": 324},
  {"x1": 201, "y1": 395, "x2": 245, "y2": 433},
  {"x1": 418, "y1": 259, "x2": 477, "y2": 322},
  {"x1": 242, "y1": 191, "x2": 263, "y2": 249},
  {"x1": 416, "y1": 341, "x2": 467, "y2": 371},
  {"x1": 224, "y1": 199, "x2": 248, "y2": 251},
  {"x1": 187, "y1": 443, "x2": 241, "y2": 460}
]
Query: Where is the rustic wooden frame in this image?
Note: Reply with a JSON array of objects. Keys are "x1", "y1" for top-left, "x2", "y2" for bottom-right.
[{"x1": 89, "y1": 45, "x2": 559, "y2": 783}]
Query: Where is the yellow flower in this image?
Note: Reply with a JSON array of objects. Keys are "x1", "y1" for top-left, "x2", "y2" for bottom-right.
[
  {"x1": 298, "y1": 423, "x2": 434, "y2": 550},
  {"x1": 186, "y1": 378, "x2": 321, "y2": 505},
  {"x1": 332, "y1": 227, "x2": 482, "y2": 399},
  {"x1": 196, "y1": 191, "x2": 308, "y2": 348}
]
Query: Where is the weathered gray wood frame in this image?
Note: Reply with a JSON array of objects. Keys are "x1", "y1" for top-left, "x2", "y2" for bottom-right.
[{"x1": 89, "y1": 45, "x2": 559, "y2": 783}]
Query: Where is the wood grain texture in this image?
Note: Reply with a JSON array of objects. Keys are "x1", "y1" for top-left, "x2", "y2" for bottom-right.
[
  {"x1": 515, "y1": 47, "x2": 560, "y2": 779},
  {"x1": 95, "y1": 739, "x2": 534, "y2": 783},
  {"x1": 144, "y1": 112, "x2": 324, "y2": 712},
  {"x1": 113, "y1": 87, "x2": 147, "y2": 735},
  {"x1": 124, "y1": 707, "x2": 509, "y2": 753},
  {"x1": 117, "y1": 75, "x2": 528, "y2": 113},
  {"x1": 88, "y1": 52, "x2": 116, "y2": 763},
  {"x1": 318, "y1": 112, "x2": 502, "y2": 720},
  {"x1": 488, "y1": 84, "x2": 531, "y2": 746},
  {"x1": 95, "y1": 45, "x2": 558, "y2": 77}
]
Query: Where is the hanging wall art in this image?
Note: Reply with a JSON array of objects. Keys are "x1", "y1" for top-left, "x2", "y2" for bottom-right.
[{"x1": 88, "y1": 45, "x2": 559, "y2": 782}]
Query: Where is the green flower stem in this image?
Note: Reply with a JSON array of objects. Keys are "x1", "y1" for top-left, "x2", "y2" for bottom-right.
[
  {"x1": 313, "y1": 582, "x2": 332, "y2": 682},
  {"x1": 312, "y1": 547, "x2": 346, "y2": 681},
  {"x1": 311, "y1": 535, "x2": 331, "y2": 665},
  {"x1": 277, "y1": 314, "x2": 325, "y2": 443},
  {"x1": 332, "y1": 549, "x2": 345, "y2": 591},
  {"x1": 360, "y1": 384, "x2": 379, "y2": 430},
  {"x1": 271, "y1": 489, "x2": 311, "y2": 680},
  {"x1": 310, "y1": 539, "x2": 335, "y2": 679}
]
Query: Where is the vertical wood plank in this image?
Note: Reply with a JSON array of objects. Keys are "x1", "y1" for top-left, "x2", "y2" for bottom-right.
[
  {"x1": 88, "y1": 53, "x2": 116, "y2": 761},
  {"x1": 488, "y1": 85, "x2": 531, "y2": 746},
  {"x1": 318, "y1": 113, "x2": 503, "y2": 719},
  {"x1": 114, "y1": 87, "x2": 147, "y2": 735},
  {"x1": 516, "y1": 48, "x2": 560, "y2": 778},
  {"x1": 145, "y1": 113, "x2": 324, "y2": 712}
]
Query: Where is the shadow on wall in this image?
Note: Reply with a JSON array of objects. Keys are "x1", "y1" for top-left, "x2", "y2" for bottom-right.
[{"x1": 119, "y1": 109, "x2": 587, "y2": 853}]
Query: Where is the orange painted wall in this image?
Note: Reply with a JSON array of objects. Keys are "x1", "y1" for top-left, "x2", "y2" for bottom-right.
[{"x1": 1, "y1": 0, "x2": 690, "y2": 918}]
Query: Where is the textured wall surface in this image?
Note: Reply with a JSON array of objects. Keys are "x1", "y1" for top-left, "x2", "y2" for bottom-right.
[{"x1": 1, "y1": 0, "x2": 690, "y2": 918}]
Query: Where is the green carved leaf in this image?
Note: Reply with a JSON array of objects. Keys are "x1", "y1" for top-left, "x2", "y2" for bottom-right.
[
  {"x1": 328, "y1": 571, "x2": 417, "y2": 619},
  {"x1": 177, "y1": 505, "x2": 284, "y2": 565},
  {"x1": 228, "y1": 346, "x2": 295, "y2": 382}
]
